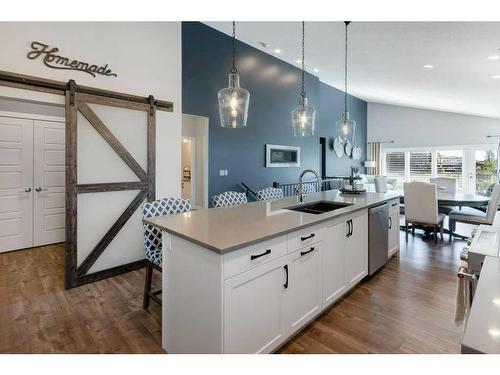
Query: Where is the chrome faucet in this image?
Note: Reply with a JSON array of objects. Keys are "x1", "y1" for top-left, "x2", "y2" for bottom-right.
[{"x1": 297, "y1": 169, "x2": 322, "y2": 203}]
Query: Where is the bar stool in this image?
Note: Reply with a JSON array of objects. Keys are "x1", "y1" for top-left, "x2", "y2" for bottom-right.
[{"x1": 142, "y1": 197, "x2": 191, "y2": 309}]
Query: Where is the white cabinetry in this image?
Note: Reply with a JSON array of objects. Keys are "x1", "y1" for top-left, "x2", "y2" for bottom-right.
[
  {"x1": 345, "y1": 213, "x2": 368, "y2": 287},
  {"x1": 322, "y1": 221, "x2": 347, "y2": 305},
  {"x1": 388, "y1": 198, "x2": 400, "y2": 257}
]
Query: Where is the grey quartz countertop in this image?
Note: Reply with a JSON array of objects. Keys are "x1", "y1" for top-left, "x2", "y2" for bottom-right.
[
  {"x1": 462, "y1": 256, "x2": 500, "y2": 354},
  {"x1": 144, "y1": 190, "x2": 401, "y2": 254}
]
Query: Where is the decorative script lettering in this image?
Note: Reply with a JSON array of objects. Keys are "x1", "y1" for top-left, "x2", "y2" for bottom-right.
[{"x1": 27, "y1": 41, "x2": 118, "y2": 78}]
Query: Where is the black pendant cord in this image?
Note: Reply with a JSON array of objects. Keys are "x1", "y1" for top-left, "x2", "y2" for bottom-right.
[
  {"x1": 301, "y1": 21, "x2": 306, "y2": 99},
  {"x1": 231, "y1": 21, "x2": 237, "y2": 74},
  {"x1": 344, "y1": 21, "x2": 350, "y2": 113}
]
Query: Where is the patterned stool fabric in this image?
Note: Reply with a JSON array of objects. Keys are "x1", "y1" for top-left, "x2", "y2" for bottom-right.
[
  {"x1": 142, "y1": 198, "x2": 191, "y2": 267},
  {"x1": 294, "y1": 183, "x2": 317, "y2": 196},
  {"x1": 212, "y1": 191, "x2": 248, "y2": 207},
  {"x1": 256, "y1": 187, "x2": 284, "y2": 201}
]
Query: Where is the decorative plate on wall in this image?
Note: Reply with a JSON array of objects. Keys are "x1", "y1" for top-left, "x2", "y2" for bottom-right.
[
  {"x1": 352, "y1": 146, "x2": 361, "y2": 160},
  {"x1": 333, "y1": 136, "x2": 344, "y2": 158},
  {"x1": 344, "y1": 141, "x2": 353, "y2": 157}
]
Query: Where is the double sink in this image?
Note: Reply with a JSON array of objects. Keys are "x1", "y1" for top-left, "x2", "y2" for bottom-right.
[{"x1": 285, "y1": 200, "x2": 353, "y2": 215}]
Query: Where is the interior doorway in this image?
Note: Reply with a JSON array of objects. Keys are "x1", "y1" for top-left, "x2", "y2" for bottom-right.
[
  {"x1": 0, "y1": 99, "x2": 65, "y2": 253},
  {"x1": 181, "y1": 114, "x2": 209, "y2": 209}
]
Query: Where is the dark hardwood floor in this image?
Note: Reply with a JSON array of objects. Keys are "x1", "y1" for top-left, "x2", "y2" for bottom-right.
[
  {"x1": 0, "y1": 243, "x2": 163, "y2": 353},
  {"x1": 0, "y1": 225, "x2": 469, "y2": 354}
]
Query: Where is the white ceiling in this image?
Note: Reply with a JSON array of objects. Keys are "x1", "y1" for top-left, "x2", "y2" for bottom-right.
[{"x1": 205, "y1": 22, "x2": 500, "y2": 119}]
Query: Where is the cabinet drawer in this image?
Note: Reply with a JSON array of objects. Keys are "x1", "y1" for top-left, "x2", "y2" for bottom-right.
[
  {"x1": 223, "y1": 235, "x2": 288, "y2": 279},
  {"x1": 287, "y1": 225, "x2": 323, "y2": 253},
  {"x1": 389, "y1": 199, "x2": 399, "y2": 214}
]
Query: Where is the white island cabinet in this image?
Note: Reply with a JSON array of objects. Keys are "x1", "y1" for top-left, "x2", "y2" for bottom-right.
[
  {"x1": 146, "y1": 191, "x2": 401, "y2": 354},
  {"x1": 162, "y1": 210, "x2": 368, "y2": 354}
]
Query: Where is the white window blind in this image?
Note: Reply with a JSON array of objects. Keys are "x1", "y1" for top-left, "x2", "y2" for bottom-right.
[
  {"x1": 436, "y1": 150, "x2": 463, "y2": 189},
  {"x1": 409, "y1": 151, "x2": 432, "y2": 182},
  {"x1": 385, "y1": 152, "x2": 405, "y2": 188}
]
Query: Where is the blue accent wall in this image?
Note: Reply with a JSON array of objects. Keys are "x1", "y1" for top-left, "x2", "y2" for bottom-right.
[{"x1": 182, "y1": 22, "x2": 367, "y2": 202}]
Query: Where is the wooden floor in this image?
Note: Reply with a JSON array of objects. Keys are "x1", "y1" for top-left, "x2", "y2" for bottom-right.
[
  {"x1": 0, "y1": 243, "x2": 163, "y2": 353},
  {"x1": 0, "y1": 228, "x2": 467, "y2": 354}
]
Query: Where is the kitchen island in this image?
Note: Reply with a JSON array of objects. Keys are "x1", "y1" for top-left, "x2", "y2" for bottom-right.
[{"x1": 144, "y1": 190, "x2": 401, "y2": 353}]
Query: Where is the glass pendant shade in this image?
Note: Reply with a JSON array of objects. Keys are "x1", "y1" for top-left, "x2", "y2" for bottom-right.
[
  {"x1": 336, "y1": 111, "x2": 356, "y2": 142},
  {"x1": 218, "y1": 73, "x2": 250, "y2": 128},
  {"x1": 291, "y1": 96, "x2": 316, "y2": 137}
]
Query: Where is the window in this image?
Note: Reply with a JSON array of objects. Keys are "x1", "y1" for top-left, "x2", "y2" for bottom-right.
[
  {"x1": 436, "y1": 150, "x2": 463, "y2": 189},
  {"x1": 409, "y1": 151, "x2": 431, "y2": 182},
  {"x1": 385, "y1": 151, "x2": 405, "y2": 188},
  {"x1": 475, "y1": 150, "x2": 497, "y2": 196}
]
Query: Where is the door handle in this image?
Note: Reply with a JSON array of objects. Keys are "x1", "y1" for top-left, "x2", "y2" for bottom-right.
[
  {"x1": 24, "y1": 187, "x2": 32, "y2": 192},
  {"x1": 35, "y1": 187, "x2": 48, "y2": 192},
  {"x1": 346, "y1": 220, "x2": 351, "y2": 237},
  {"x1": 250, "y1": 249, "x2": 271, "y2": 260},
  {"x1": 350, "y1": 219, "x2": 354, "y2": 236},
  {"x1": 300, "y1": 233, "x2": 315, "y2": 241},
  {"x1": 300, "y1": 247, "x2": 315, "y2": 256},
  {"x1": 283, "y1": 264, "x2": 288, "y2": 289}
]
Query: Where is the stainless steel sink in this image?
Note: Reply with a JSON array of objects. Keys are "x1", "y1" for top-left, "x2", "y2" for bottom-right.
[{"x1": 285, "y1": 201, "x2": 353, "y2": 215}]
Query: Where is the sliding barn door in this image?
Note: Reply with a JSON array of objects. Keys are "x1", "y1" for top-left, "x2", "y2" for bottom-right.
[
  {"x1": 0, "y1": 116, "x2": 33, "y2": 252},
  {"x1": 65, "y1": 88, "x2": 156, "y2": 288},
  {"x1": 33, "y1": 120, "x2": 66, "y2": 247}
]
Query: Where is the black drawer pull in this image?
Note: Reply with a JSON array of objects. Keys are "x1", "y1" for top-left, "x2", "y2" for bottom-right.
[
  {"x1": 300, "y1": 247, "x2": 315, "y2": 256},
  {"x1": 391, "y1": 202, "x2": 398, "y2": 207},
  {"x1": 283, "y1": 265, "x2": 288, "y2": 289},
  {"x1": 250, "y1": 249, "x2": 271, "y2": 260},
  {"x1": 300, "y1": 233, "x2": 315, "y2": 241},
  {"x1": 389, "y1": 217, "x2": 392, "y2": 229}
]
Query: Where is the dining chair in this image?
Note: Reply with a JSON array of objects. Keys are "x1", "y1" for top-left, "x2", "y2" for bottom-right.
[
  {"x1": 374, "y1": 177, "x2": 388, "y2": 193},
  {"x1": 293, "y1": 183, "x2": 317, "y2": 196},
  {"x1": 448, "y1": 183, "x2": 500, "y2": 237},
  {"x1": 142, "y1": 197, "x2": 192, "y2": 309},
  {"x1": 212, "y1": 191, "x2": 248, "y2": 207},
  {"x1": 429, "y1": 177, "x2": 457, "y2": 214},
  {"x1": 256, "y1": 187, "x2": 284, "y2": 201},
  {"x1": 404, "y1": 181, "x2": 446, "y2": 244}
]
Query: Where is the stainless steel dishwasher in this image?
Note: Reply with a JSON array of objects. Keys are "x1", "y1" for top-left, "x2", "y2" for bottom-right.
[{"x1": 368, "y1": 203, "x2": 389, "y2": 275}]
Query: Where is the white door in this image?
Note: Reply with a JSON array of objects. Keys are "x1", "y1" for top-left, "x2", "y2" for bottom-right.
[
  {"x1": 345, "y1": 214, "x2": 368, "y2": 287},
  {"x1": 0, "y1": 116, "x2": 33, "y2": 252},
  {"x1": 33, "y1": 120, "x2": 65, "y2": 247},
  {"x1": 224, "y1": 257, "x2": 287, "y2": 353},
  {"x1": 322, "y1": 221, "x2": 347, "y2": 305},
  {"x1": 388, "y1": 209, "x2": 400, "y2": 257},
  {"x1": 284, "y1": 243, "x2": 322, "y2": 335}
]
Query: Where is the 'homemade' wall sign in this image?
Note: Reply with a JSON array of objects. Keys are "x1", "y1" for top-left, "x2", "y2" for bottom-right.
[{"x1": 27, "y1": 41, "x2": 118, "y2": 78}]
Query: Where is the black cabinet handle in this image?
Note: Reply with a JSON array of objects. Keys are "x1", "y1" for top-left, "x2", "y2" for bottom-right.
[
  {"x1": 346, "y1": 220, "x2": 351, "y2": 237},
  {"x1": 283, "y1": 265, "x2": 288, "y2": 289},
  {"x1": 300, "y1": 233, "x2": 315, "y2": 241},
  {"x1": 250, "y1": 249, "x2": 271, "y2": 260},
  {"x1": 350, "y1": 219, "x2": 354, "y2": 236},
  {"x1": 389, "y1": 216, "x2": 392, "y2": 229},
  {"x1": 391, "y1": 202, "x2": 398, "y2": 207},
  {"x1": 300, "y1": 247, "x2": 315, "y2": 256}
]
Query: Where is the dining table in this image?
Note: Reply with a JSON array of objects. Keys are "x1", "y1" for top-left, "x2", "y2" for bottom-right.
[{"x1": 395, "y1": 190, "x2": 490, "y2": 240}]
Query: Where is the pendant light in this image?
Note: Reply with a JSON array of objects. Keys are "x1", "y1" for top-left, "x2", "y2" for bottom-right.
[
  {"x1": 336, "y1": 21, "x2": 356, "y2": 143},
  {"x1": 291, "y1": 21, "x2": 316, "y2": 137},
  {"x1": 218, "y1": 21, "x2": 250, "y2": 128}
]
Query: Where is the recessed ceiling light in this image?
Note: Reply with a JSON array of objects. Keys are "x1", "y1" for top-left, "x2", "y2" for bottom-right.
[
  {"x1": 493, "y1": 298, "x2": 500, "y2": 306},
  {"x1": 493, "y1": 75, "x2": 500, "y2": 79},
  {"x1": 296, "y1": 59, "x2": 302, "y2": 64},
  {"x1": 313, "y1": 68, "x2": 319, "y2": 73},
  {"x1": 274, "y1": 48, "x2": 281, "y2": 54},
  {"x1": 423, "y1": 64, "x2": 434, "y2": 69},
  {"x1": 489, "y1": 328, "x2": 500, "y2": 337},
  {"x1": 488, "y1": 55, "x2": 499, "y2": 60}
]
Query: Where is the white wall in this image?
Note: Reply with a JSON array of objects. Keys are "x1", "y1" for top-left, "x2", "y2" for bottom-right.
[
  {"x1": 368, "y1": 102, "x2": 500, "y2": 148},
  {"x1": 0, "y1": 22, "x2": 182, "y2": 272}
]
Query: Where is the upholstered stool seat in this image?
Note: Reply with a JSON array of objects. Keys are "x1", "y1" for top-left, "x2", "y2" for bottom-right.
[
  {"x1": 212, "y1": 191, "x2": 247, "y2": 207},
  {"x1": 141, "y1": 197, "x2": 191, "y2": 309},
  {"x1": 256, "y1": 187, "x2": 284, "y2": 201}
]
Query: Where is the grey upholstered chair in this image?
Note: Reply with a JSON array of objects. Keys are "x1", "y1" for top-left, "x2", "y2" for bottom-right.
[
  {"x1": 404, "y1": 181, "x2": 445, "y2": 244},
  {"x1": 256, "y1": 187, "x2": 284, "y2": 201},
  {"x1": 212, "y1": 191, "x2": 248, "y2": 207},
  {"x1": 448, "y1": 183, "x2": 500, "y2": 237},
  {"x1": 374, "y1": 177, "x2": 388, "y2": 193},
  {"x1": 142, "y1": 197, "x2": 191, "y2": 309},
  {"x1": 430, "y1": 177, "x2": 457, "y2": 214}
]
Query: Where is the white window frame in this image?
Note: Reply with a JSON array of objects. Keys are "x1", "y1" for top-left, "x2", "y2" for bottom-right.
[{"x1": 382, "y1": 144, "x2": 498, "y2": 193}]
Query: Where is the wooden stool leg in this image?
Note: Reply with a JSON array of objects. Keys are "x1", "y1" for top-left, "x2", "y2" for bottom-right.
[
  {"x1": 143, "y1": 262, "x2": 153, "y2": 309},
  {"x1": 434, "y1": 225, "x2": 438, "y2": 245},
  {"x1": 440, "y1": 224, "x2": 444, "y2": 240}
]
